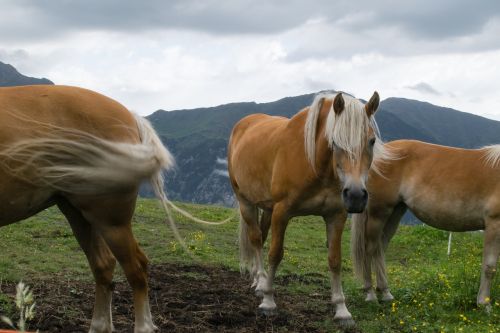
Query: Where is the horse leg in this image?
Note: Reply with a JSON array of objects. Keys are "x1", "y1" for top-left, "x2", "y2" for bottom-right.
[
  {"x1": 324, "y1": 213, "x2": 353, "y2": 327},
  {"x1": 259, "y1": 203, "x2": 289, "y2": 315},
  {"x1": 362, "y1": 254, "x2": 377, "y2": 303},
  {"x1": 477, "y1": 218, "x2": 500, "y2": 309},
  {"x1": 57, "y1": 198, "x2": 116, "y2": 333},
  {"x1": 376, "y1": 204, "x2": 406, "y2": 302},
  {"x1": 239, "y1": 202, "x2": 267, "y2": 293},
  {"x1": 253, "y1": 209, "x2": 272, "y2": 291},
  {"x1": 361, "y1": 214, "x2": 389, "y2": 302},
  {"x1": 70, "y1": 193, "x2": 156, "y2": 333},
  {"x1": 97, "y1": 224, "x2": 155, "y2": 333}
]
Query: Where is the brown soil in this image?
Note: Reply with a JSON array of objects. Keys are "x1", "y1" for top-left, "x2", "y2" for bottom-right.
[{"x1": 1, "y1": 263, "x2": 358, "y2": 333}]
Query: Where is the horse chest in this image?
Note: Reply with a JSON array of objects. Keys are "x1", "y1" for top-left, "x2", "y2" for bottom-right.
[{"x1": 294, "y1": 189, "x2": 343, "y2": 215}]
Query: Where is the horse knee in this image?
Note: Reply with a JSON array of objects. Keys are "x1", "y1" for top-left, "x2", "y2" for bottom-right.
[
  {"x1": 366, "y1": 237, "x2": 380, "y2": 256},
  {"x1": 136, "y1": 246, "x2": 149, "y2": 272},
  {"x1": 484, "y1": 264, "x2": 497, "y2": 279},
  {"x1": 247, "y1": 225, "x2": 263, "y2": 248},
  {"x1": 124, "y1": 263, "x2": 148, "y2": 291},
  {"x1": 92, "y1": 255, "x2": 116, "y2": 286},
  {"x1": 268, "y1": 247, "x2": 284, "y2": 267},
  {"x1": 328, "y1": 254, "x2": 341, "y2": 273},
  {"x1": 117, "y1": 247, "x2": 149, "y2": 291}
]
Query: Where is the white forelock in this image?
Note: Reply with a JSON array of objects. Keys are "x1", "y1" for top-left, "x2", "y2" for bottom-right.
[{"x1": 304, "y1": 92, "x2": 392, "y2": 174}]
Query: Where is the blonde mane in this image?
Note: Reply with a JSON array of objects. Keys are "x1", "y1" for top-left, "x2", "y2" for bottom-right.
[
  {"x1": 304, "y1": 92, "x2": 392, "y2": 174},
  {"x1": 482, "y1": 145, "x2": 500, "y2": 168}
]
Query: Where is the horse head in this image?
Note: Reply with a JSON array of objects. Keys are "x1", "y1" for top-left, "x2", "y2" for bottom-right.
[{"x1": 330, "y1": 92, "x2": 379, "y2": 213}]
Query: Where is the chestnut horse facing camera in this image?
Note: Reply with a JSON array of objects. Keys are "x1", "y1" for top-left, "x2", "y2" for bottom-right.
[
  {"x1": 0, "y1": 85, "x2": 174, "y2": 333},
  {"x1": 351, "y1": 139, "x2": 500, "y2": 309},
  {"x1": 228, "y1": 91, "x2": 390, "y2": 326}
]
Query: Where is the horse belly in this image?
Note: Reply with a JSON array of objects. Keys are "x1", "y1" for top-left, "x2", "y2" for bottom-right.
[
  {"x1": 405, "y1": 194, "x2": 485, "y2": 231},
  {"x1": 0, "y1": 179, "x2": 55, "y2": 226}
]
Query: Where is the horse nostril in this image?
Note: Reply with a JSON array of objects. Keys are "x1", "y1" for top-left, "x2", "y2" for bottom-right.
[
  {"x1": 362, "y1": 189, "x2": 368, "y2": 200},
  {"x1": 342, "y1": 188, "x2": 349, "y2": 197}
]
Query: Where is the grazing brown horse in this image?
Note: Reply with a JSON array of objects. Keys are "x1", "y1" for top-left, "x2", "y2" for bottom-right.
[
  {"x1": 228, "y1": 91, "x2": 388, "y2": 326},
  {"x1": 351, "y1": 139, "x2": 500, "y2": 309},
  {"x1": 0, "y1": 85, "x2": 175, "y2": 333}
]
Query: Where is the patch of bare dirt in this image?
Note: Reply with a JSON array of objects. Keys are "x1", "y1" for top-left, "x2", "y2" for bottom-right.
[{"x1": 1, "y1": 263, "x2": 360, "y2": 332}]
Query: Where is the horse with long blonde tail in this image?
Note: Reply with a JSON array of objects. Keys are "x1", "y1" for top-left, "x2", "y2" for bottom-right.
[
  {"x1": 0, "y1": 85, "x2": 221, "y2": 333},
  {"x1": 228, "y1": 91, "x2": 388, "y2": 327},
  {"x1": 351, "y1": 139, "x2": 500, "y2": 310}
]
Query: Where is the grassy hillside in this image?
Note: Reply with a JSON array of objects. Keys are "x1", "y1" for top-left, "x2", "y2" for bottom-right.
[{"x1": 0, "y1": 199, "x2": 498, "y2": 332}]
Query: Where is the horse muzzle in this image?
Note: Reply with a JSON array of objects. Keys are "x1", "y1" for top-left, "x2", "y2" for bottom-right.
[{"x1": 342, "y1": 187, "x2": 368, "y2": 213}]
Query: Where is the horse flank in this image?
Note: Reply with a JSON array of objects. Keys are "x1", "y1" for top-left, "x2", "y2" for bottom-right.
[{"x1": 304, "y1": 92, "x2": 394, "y2": 174}]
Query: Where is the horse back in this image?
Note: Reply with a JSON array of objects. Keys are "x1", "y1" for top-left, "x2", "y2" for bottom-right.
[{"x1": 0, "y1": 85, "x2": 139, "y2": 144}]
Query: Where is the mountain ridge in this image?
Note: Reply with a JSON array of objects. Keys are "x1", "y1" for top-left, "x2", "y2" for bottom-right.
[{"x1": 0, "y1": 61, "x2": 54, "y2": 86}]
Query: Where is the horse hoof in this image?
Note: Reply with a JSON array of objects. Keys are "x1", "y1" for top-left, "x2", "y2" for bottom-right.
[
  {"x1": 478, "y1": 303, "x2": 492, "y2": 314},
  {"x1": 365, "y1": 291, "x2": 378, "y2": 302},
  {"x1": 381, "y1": 293, "x2": 394, "y2": 302},
  {"x1": 258, "y1": 306, "x2": 277, "y2": 316},
  {"x1": 334, "y1": 317, "x2": 356, "y2": 329}
]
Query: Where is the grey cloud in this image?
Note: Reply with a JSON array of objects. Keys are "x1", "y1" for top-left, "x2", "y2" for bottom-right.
[
  {"x1": 406, "y1": 82, "x2": 441, "y2": 95},
  {"x1": 3, "y1": 0, "x2": 500, "y2": 42},
  {"x1": 1, "y1": 0, "x2": 315, "y2": 40},
  {"x1": 337, "y1": 0, "x2": 500, "y2": 40}
]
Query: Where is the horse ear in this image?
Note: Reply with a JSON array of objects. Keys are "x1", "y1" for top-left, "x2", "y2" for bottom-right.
[
  {"x1": 333, "y1": 93, "x2": 345, "y2": 115},
  {"x1": 365, "y1": 91, "x2": 380, "y2": 116}
]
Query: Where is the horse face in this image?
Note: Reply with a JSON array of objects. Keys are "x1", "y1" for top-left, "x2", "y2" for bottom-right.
[
  {"x1": 332, "y1": 92, "x2": 379, "y2": 213},
  {"x1": 334, "y1": 131, "x2": 376, "y2": 213}
]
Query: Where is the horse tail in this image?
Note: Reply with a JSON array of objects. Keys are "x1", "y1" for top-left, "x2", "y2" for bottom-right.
[
  {"x1": 238, "y1": 206, "x2": 261, "y2": 274},
  {"x1": 351, "y1": 210, "x2": 369, "y2": 280},
  {"x1": 133, "y1": 117, "x2": 233, "y2": 257},
  {"x1": 238, "y1": 211, "x2": 252, "y2": 273},
  {"x1": 0, "y1": 114, "x2": 172, "y2": 194}
]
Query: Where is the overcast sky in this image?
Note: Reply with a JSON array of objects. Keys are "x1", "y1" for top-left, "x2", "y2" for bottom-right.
[{"x1": 1, "y1": 0, "x2": 500, "y2": 119}]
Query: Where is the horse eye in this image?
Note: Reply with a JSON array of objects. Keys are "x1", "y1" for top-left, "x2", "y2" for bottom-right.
[{"x1": 369, "y1": 138, "x2": 376, "y2": 147}]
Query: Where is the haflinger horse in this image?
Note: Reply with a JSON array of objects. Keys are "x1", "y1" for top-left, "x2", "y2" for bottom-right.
[
  {"x1": 228, "y1": 91, "x2": 389, "y2": 326},
  {"x1": 351, "y1": 139, "x2": 500, "y2": 309},
  {"x1": 0, "y1": 85, "x2": 221, "y2": 333}
]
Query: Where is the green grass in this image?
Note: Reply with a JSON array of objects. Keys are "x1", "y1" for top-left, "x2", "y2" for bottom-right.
[{"x1": 0, "y1": 199, "x2": 499, "y2": 332}]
